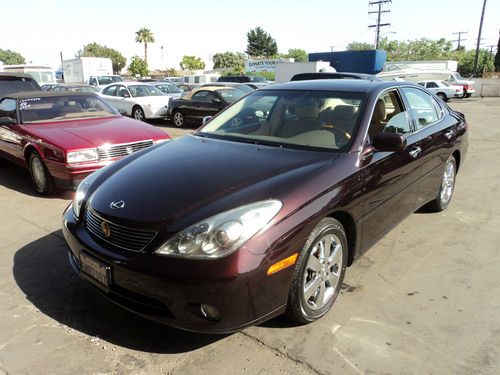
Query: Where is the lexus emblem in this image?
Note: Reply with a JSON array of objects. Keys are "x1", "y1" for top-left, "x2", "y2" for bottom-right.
[
  {"x1": 126, "y1": 146, "x2": 134, "y2": 154},
  {"x1": 101, "y1": 221, "x2": 111, "y2": 237},
  {"x1": 110, "y1": 200, "x2": 125, "y2": 209}
]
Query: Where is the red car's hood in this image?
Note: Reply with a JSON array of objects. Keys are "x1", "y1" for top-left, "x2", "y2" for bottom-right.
[{"x1": 23, "y1": 116, "x2": 168, "y2": 151}]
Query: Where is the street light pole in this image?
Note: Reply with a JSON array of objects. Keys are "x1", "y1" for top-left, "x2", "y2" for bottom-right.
[{"x1": 473, "y1": 0, "x2": 487, "y2": 76}]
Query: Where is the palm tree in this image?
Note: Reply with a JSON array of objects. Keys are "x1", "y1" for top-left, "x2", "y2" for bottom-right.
[{"x1": 135, "y1": 28, "x2": 155, "y2": 64}]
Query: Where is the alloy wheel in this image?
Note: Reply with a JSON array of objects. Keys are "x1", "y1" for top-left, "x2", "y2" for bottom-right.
[
  {"x1": 440, "y1": 159, "x2": 455, "y2": 206},
  {"x1": 31, "y1": 157, "x2": 47, "y2": 191}
]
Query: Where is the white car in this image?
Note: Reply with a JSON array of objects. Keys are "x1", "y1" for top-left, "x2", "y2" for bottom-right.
[
  {"x1": 417, "y1": 80, "x2": 464, "y2": 102},
  {"x1": 100, "y1": 82, "x2": 171, "y2": 121}
]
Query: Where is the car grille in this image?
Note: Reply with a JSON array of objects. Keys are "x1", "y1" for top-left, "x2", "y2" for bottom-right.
[
  {"x1": 84, "y1": 208, "x2": 157, "y2": 252},
  {"x1": 98, "y1": 140, "x2": 153, "y2": 160}
]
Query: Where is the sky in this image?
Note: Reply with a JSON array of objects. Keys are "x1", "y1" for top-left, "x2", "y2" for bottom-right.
[{"x1": 1, "y1": 0, "x2": 498, "y2": 70}]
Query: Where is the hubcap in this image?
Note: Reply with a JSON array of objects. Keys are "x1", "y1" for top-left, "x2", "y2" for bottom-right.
[
  {"x1": 134, "y1": 109, "x2": 144, "y2": 120},
  {"x1": 173, "y1": 112, "x2": 183, "y2": 127},
  {"x1": 440, "y1": 159, "x2": 455, "y2": 206},
  {"x1": 302, "y1": 234, "x2": 343, "y2": 311},
  {"x1": 31, "y1": 158, "x2": 46, "y2": 190}
]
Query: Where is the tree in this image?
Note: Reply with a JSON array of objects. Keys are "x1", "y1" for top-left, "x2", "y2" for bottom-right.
[
  {"x1": 0, "y1": 49, "x2": 26, "y2": 65},
  {"x1": 128, "y1": 56, "x2": 148, "y2": 77},
  {"x1": 213, "y1": 52, "x2": 246, "y2": 70},
  {"x1": 285, "y1": 48, "x2": 308, "y2": 62},
  {"x1": 246, "y1": 27, "x2": 278, "y2": 58},
  {"x1": 346, "y1": 42, "x2": 375, "y2": 51},
  {"x1": 453, "y1": 49, "x2": 494, "y2": 76},
  {"x1": 180, "y1": 55, "x2": 205, "y2": 70},
  {"x1": 378, "y1": 37, "x2": 454, "y2": 61},
  {"x1": 135, "y1": 27, "x2": 155, "y2": 64},
  {"x1": 78, "y1": 42, "x2": 126, "y2": 74},
  {"x1": 495, "y1": 31, "x2": 500, "y2": 72}
]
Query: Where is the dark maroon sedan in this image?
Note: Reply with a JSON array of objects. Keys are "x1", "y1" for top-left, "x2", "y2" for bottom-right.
[
  {"x1": 62, "y1": 80, "x2": 468, "y2": 333},
  {"x1": 0, "y1": 92, "x2": 170, "y2": 194}
]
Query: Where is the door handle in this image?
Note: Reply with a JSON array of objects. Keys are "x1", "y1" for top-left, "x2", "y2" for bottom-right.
[
  {"x1": 409, "y1": 146, "x2": 421, "y2": 158},
  {"x1": 444, "y1": 130, "x2": 454, "y2": 140}
]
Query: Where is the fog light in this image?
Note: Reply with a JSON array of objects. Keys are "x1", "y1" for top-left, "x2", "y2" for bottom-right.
[{"x1": 200, "y1": 304, "x2": 221, "y2": 321}]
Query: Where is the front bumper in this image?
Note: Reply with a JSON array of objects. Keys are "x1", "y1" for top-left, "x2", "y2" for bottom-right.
[{"x1": 62, "y1": 207, "x2": 291, "y2": 333}]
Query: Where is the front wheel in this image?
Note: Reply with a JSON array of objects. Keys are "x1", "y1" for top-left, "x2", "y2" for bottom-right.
[
  {"x1": 28, "y1": 151, "x2": 54, "y2": 195},
  {"x1": 285, "y1": 217, "x2": 347, "y2": 324},
  {"x1": 172, "y1": 110, "x2": 185, "y2": 127},
  {"x1": 132, "y1": 106, "x2": 145, "y2": 121},
  {"x1": 436, "y1": 92, "x2": 448, "y2": 102},
  {"x1": 428, "y1": 156, "x2": 456, "y2": 212}
]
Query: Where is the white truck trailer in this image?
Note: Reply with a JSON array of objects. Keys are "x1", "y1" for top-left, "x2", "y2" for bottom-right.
[
  {"x1": 275, "y1": 61, "x2": 336, "y2": 83},
  {"x1": 62, "y1": 57, "x2": 121, "y2": 88}
]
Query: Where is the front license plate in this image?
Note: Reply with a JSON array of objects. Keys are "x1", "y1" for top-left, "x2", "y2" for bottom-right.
[{"x1": 80, "y1": 252, "x2": 110, "y2": 289}]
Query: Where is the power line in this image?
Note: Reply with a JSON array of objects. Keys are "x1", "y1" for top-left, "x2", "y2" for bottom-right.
[
  {"x1": 368, "y1": 0, "x2": 392, "y2": 49},
  {"x1": 452, "y1": 31, "x2": 468, "y2": 49}
]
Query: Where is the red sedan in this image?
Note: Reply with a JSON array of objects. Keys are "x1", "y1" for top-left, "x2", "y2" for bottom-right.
[{"x1": 0, "y1": 91, "x2": 170, "y2": 194}]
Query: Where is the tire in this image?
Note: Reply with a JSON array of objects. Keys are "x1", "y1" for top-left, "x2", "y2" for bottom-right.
[
  {"x1": 285, "y1": 217, "x2": 347, "y2": 324},
  {"x1": 465, "y1": 93, "x2": 472, "y2": 98},
  {"x1": 428, "y1": 156, "x2": 456, "y2": 212},
  {"x1": 436, "y1": 92, "x2": 448, "y2": 102},
  {"x1": 28, "y1": 151, "x2": 54, "y2": 195},
  {"x1": 172, "y1": 110, "x2": 185, "y2": 128},
  {"x1": 132, "y1": 106, "x2": 145, "y2": 121},
  {"x1": 461, "y1": 90, "x2": 467, "y2": 99}
]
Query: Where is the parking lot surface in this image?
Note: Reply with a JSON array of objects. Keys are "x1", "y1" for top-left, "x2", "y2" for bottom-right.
[{"x1": 1, "y1": 98, "x2": 499, "y2": 374}]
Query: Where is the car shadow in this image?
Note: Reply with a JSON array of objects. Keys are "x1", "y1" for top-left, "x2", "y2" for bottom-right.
[
  {"x1": 12, "y1": 230, "x2": 226, "y2": 353},
  {"x1": 0, "y1": 160, "x2": 71, "y2": 199}
]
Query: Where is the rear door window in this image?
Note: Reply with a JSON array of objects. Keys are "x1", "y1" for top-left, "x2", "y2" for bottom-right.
[{"x1": 401, "y1": 88, "x2": 441, "y2": 130}]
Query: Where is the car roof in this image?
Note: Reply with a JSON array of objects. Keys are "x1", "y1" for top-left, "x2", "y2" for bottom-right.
[
  {"x1": 291, "y1": 72, "x2": 377, "y2": 81},
  {"x1": 0, "y1": 72, "x2": 36, "y2": 80},
  {"x1": 5, "y1": 91, "x2": 98, "y2": 99},
  {"x1": 259, "y1": 79, "x2": 417, "y2": 93},
  {"x1": 54, "y1": 83, "x2": 93, "y2": 87}
]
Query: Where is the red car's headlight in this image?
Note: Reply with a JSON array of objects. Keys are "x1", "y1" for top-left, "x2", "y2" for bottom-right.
[{"x1": 67, "y1": 148, "x2": 98, "y2": 164}]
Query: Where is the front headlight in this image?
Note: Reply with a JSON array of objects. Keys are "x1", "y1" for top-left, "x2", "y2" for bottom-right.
[
  {"x1": 67, "y1": 148, "x2": 98, "y2": 164},
  {"x1": 154, "y1": 200, "x2": 282, "y2": 259},
  {"x1": 72, "y1": 168, "x2": 104, "y2": 219}
]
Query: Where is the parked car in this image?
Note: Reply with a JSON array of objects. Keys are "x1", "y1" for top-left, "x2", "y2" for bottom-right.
[
  {"x1": 40, "y1": 84, "x2": 59, "y2": 91},
  {"x1": 0, "y1": 72, "x2": 41, "y2": 97},
  {"x1": 62, "y1": 79, "x2": 468, "y2": 333},
  {"x1": 87, "y1": 75, "x2": 123, "y2": 90},
  {"x1": 291, "y1": 72, "x2": 378, "y2": 81},
  {"x1": 100, "y1": 82, "x2": 171, "y2": 121},
  {"x1": 446, "y1": 72, "x2": 475, "y2": 98},
  {"x1": 217, "y1": 75, "x2": 268, "y2": 87},
  {"x1": 0, "y1": 92, "x2": 169, "y2": 194},
  {"x1": 176, "y1": 83, "x2": 200, "y2": 93},
  {"x1": 200, "y1": 82, "x2": 255, "y2": 95},
  {"x1": 148, "y1": 82, "x2": 184, "y2": 97},
  {"x1": 52, "y1": 83, "x2": 100, "y2": 94},
  {"x1": 167, "y1": 86, "x2": 245, "y2": 127},
  {"x1": 417, "y1": 80, "x2": 463, "y2": 102}
]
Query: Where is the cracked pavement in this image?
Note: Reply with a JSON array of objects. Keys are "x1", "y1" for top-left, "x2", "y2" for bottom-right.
[{"x1": 1, "y1": 98, "x2": 499, "y2": 374}]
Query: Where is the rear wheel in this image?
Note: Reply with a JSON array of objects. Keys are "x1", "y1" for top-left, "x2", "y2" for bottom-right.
[
  {"x1": 28, "y1": 151, "x2": 54, "y2": 195},
  {"x1": 436, "y1": 92, "x2": 448, "y2": 102},
  {"x1": 285, "y1": 217, "x2": 347, "y2": 324},
  {"x1": 465, "y1": 93, "x2": 472, "y2": 98},
  {"x1": 132, "y1": 106, "x2": 145, "y2": 121},
  {"x1": 172, "y1": 110, "x2": 185, "y2": 127},
  {"x1": 428, "y1": 156, "x2": 456, "y2": 212}
]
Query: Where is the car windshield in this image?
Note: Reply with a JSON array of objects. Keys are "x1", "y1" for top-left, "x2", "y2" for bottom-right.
[
  {"x1": 98, "y1": 76, "x2": 123, "y2": 85},
  {"x1": 198, "y1": 90, "x2": 365, "y2": 151},
  {"x1": 234, "y1": 84, "x2": 254, "y2": 94},
  {"x1": 217, "y1": 88, "x2": 245, "y2": 103},
  {"x1": 251, "y1": 76, "x2": 267, "y2": 83},
  {"x1": 0, "y1": 78, "x2": 39, "y2": 97},
  {"x1": 155, "y1": 83, "x2": 183, "y2": 94},
  {"x1": 19, "y1": 94, "x2": 118, "y2": 123},
  {"x1": 128, "y1": 85, "x2": 164, "y2": 97}
]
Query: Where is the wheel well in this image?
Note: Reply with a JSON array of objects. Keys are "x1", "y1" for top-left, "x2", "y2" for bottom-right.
[
  {"x1": 329, "y1": 211, "x2": 356, "y2": 266},
  {"x1": 132, "y1": 105, "x2": 142, "y2": 112},
  {"x1": 453, "y1": 150, "x2": 461, "y2": 172},
  {"x1": 24, "y1": 145, "x2": 38, "y2": 162}
]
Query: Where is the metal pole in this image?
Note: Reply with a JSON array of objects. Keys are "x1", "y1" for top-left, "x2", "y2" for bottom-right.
[{"x1": 473, "y1": 0, "x2": 487, "y2": 76}]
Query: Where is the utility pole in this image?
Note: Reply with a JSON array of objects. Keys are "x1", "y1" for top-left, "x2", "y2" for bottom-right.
[
  {"x1": 486, "y1": 45, "x2": 496, "y2": 60},
  {"x1": 473, "y1": 0, "x2": 487, "y2": 76},
  {"x1": 369, "y1": 0, "x2": 391, "y2": 49},
  {"x1": 452, "y1": 31, "x2": 468, "y2": 49}
]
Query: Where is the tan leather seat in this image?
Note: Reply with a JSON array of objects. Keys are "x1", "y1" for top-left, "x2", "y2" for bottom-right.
[
  {"x1": 277, "y1": 100, "x2": 324, "y2": 138},
  {"x1": 368, "y1": 99, "x2": 387, "y2": 140}
]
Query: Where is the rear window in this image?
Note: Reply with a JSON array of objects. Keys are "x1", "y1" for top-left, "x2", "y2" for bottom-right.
[{"x1": 0, "y1": 77, "x2": 40, "y2": 97}]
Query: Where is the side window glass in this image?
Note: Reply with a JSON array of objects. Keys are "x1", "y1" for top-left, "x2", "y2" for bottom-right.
[
  {"x1": 368, "y1": 90, "x2": 411, "y2": 141},
  {"x1": 102, "y1": 85, "x2": 117, "y2": 96},
  {"x1": 117, "y1": 86, "x2": 129, "y2": 97},
  {"x1": 89, "y1": 77, "x2": 97, "y2": 86},
  {"x1": 402, "y1": 88, "x2": 440, "y2": 130},
  {"x1": 0, "y1": 98, "x2": 17, "y2": 120},
  {"x1": 192, "y1": 91, "x2": 209, "y2": 102}
]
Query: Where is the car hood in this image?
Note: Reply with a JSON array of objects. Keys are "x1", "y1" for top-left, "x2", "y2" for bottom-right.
[
  {"x1": 25, "y1": 116, "x2": 168, "y2": 150},
  {"x1": 89, "y1": 134, "x2": 336, "y2": 231}
]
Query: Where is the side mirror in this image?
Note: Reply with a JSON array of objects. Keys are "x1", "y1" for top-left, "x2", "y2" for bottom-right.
[
  {"x1": 372, "y1": 132, "x2": 406, "y2": 152},
  {"x1": 212, "y1": 97, "x2": 221, "y2": 104},
  {"x1": 202, "y1": 116, "x2": 213, "y2": 125},
  {"x1": 117, "y1": 109, "x2": 127, "y2": 116},
  {"x1": 0, "y1": 116, "x2": 17, "y2": 126}
]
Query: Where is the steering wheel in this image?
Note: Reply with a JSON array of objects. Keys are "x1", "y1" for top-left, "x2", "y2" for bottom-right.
[{"x1": 320, "y1": 124, "x2": 352, "y2": 145}]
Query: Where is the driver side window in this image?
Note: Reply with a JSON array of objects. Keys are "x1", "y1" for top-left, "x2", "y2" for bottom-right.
[{"x1": 368, "y1": 90, "x2": 411, "y2": 141}]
